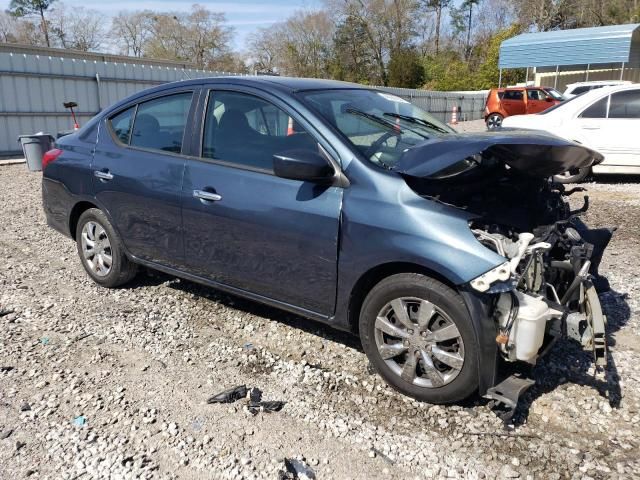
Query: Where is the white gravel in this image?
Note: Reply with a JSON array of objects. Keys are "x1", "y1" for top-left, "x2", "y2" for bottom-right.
[{"x1": 1, "y1": 164, "x2": 640, "y2": 479}]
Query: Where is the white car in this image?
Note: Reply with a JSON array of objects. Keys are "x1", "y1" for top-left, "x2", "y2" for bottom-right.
[
  {"x1": 563, "y1": 80, "x2": 631, "y2": 98},
  {"x1": 502, "y1": 84, "x2": 640, "y2": 182}
]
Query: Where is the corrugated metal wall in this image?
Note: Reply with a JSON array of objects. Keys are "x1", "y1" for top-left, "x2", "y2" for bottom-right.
[
  {"x1": 0, "y1": 51, "x2": 228, "y2": 156},
  {"x1": 377, "y1": 86, "x2": 488, "y2": 123},
  {"x1": 536, "y1": 67, "x2": 640, "y2": 92},
  {"x1": 0, "y1": 48, "x2": 488, "y2": 156}
]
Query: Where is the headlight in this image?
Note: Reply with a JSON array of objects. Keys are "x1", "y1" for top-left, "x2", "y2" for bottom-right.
[{"x1": 470, "y1": 262, "x2": 511, "y2": 292}]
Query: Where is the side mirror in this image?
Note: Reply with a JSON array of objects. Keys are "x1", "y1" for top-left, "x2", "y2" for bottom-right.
[
  {"x1": 273, "y1": 149, "x2": 335, "y2": 184},
  {"x1": 546, "y1": 97, "x2": 553, "y2": 102}
]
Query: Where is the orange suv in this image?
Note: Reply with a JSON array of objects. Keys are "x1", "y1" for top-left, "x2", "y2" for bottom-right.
[{"x1": 484, "y1": 86, "x2": 565, "y2": 129}]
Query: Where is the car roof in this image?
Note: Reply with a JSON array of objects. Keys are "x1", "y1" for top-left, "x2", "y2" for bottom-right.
[
  {"x1": 545, "y1": 83, "x2": 640, "y2": 114},
  {"x1": 166, "y1": 75, "x2": 363, "y2": 92},
  {"x1": 565, "y1": 80, "x2": 631, "y2": 88}
]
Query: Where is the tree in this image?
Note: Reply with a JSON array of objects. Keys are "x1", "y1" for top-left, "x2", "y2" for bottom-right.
[
  {"x1": 330, "y1": 14, "x2": 375, "y2": 82},
  {"x1": 421, "y1": 0, "x2": 450, "y2": 54},
  {"x1": 49, "y1": 4, "x2": 105, "y2": 51},
  {"x1": 8, "y1": 0, "x2": 56, "y2": 47},
  {"x1": 110, "y1": 11, "x2": 154, "y2": 57},
  {"x1": 246, "y1": 27, "x2": 280, "y2": 73},
  {"x1": 387, "y1": 47, "x2": 424, "y2": 87}
]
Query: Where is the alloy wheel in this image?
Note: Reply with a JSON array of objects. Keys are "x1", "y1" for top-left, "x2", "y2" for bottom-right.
[
  {"x1": 80, "y1": 221, "x2": 113, "y2": 277},
  {"x1": 373, "y1": 297, "x2": 465, "y2": 388},
  {"x1": 486, "y1": 114, "x2": 502, "y2": 129}
]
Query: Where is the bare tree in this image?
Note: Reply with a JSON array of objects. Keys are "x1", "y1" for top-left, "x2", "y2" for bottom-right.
[
  {"x1": 110, "y1": 11, "x2": 154, "y2": 57},
  {"x1": 247, "y1": 27, "x2": 280, "y2": 73},
  {"x1": 8, "y1": 0, "x2": 56, "y2": 47},
  {"x1": 49, "y1": 4, "x2": 105, "y2": 51},
  {"x1": 421, "y1": 0, "x2": 450, "y2": 54}
]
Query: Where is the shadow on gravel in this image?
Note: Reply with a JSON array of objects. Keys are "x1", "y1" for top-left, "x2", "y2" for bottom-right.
[
  {"x1": 510, "y1": 288, "x2": 631, "y2": 426},
  {"x1": 143, "y1": 269, "x2": 363, "y2": 351}
]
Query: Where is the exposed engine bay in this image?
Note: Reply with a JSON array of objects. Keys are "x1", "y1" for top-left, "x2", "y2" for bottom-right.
[{"x1": 398, "y1": 133, "x2": 614, "y2": 370}]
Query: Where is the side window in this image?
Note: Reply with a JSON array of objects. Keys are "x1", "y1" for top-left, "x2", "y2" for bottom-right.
[
  {"x1": 608, "y1": 90, "x2": 640, "y2": 119},
  {"x1": 130, "y1": 92, "x2": 192, "y2": 153},
  {"x1": 503, "y1": 90, "x2": 524, "y2": 101},
  {"x1": 202, "y1": 91, "x2": 317, "y2": 171},
  {"x1": 527, "y1": 90, "x2": 546, "y2": 101},
  {"x1": 109, "y1": 106, "x2": 135, "y2": 144},
  {"x1": 580, "y1": 96, "x2": 609, "y2": 118},
  {"x1": 571, "y1": 86, "x2": 591, "y2": 95}
]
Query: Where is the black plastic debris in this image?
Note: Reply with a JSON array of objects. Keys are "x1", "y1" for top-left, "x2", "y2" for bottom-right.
[
  {"x1": 278, "y1": 458, "x2": 316, "y2": 480},
  {"x1": 208, "y1": 385, "x2": 285, "y2": 415},
  {"x1": 0, "y1": 366, "x2": 14, "y2": 373},
  {"x1": 207, "y1": 385, "x2": 248, "y2": 404},
  {"x1": 249, "y1": 387, "x2": 262, "y2": 403}
]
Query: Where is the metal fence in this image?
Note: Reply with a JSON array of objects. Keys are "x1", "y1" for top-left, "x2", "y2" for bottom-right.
[
  {"x1": 376, "y1": 86, "x2": 488, "y2": 123},
  {"x1": 0, "y1": 45, "x2": 488, "y2": 156}
]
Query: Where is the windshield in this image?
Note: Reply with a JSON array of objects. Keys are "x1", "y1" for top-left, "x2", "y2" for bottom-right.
[
  {"x1": 539, "y1": 93, "x2": 583, "y2": 114},
  {"x1": 544, "y1": 87, "x2": 565, "y2": 101},
  {"x1": 299, "y1": 89, "x2": 454, "y2": 168}
]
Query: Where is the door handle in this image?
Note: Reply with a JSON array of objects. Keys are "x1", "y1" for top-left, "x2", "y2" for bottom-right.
[
  {"x1": 581, "y1": 126, "x2": 600, "y2": 130},
  {"x1": 94, "y1": 170, "x2": 114, "y2": 181},
  {"x1": 193, "y1": 189, "x2": 222, "y2": 202}
]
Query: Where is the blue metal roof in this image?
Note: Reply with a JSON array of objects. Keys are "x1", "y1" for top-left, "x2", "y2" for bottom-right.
[{"x1": 499, "y1": 23, "x2": 640, "y2": 68}]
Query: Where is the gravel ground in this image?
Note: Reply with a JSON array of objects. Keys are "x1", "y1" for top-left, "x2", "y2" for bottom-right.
[{"x1": 1, "y1": 164, "x2": 640, "y2": 480}]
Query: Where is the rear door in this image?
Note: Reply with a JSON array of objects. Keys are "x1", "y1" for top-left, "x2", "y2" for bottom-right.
[
  {"x1": 596, "y1": 89, "x2": 640, "y2": 167},
  {"x1": 180, "y1": 87, "x2": 343, "y2": 315},
  {"x1": 92, "y1": 88, "x2": 198, "y2": 268},
  {"x1": 501, "y1": 89, "x2": 526, "y2": 116}
]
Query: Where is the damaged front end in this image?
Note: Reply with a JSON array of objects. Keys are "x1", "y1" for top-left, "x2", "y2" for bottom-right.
[{"x1": 396, "y1": 132, "x2": 614, "y2": 414}]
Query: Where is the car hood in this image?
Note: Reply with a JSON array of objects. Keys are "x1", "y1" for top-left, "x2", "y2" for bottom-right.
[{"x1": 393, "y1": 131, "x2": 604, "y2": 178}]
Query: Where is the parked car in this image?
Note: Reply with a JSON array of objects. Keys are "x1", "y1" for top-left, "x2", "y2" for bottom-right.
[
  {"x1": 42, "y1": 77, "x2": 610, "y2": 406},
  {"x1": 484, "y1": 86, "x2": 565, "y2": 129},
  {"x1": 502, "y1": 84, "x2": 640, "y2": 182},
  {"x1": 563, "y1": 80, "x2": 631, "y2": 98}
]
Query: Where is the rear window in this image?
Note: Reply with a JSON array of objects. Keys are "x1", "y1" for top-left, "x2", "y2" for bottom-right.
[
  {"x1": 109, "y1": 106, "x2": 135, "y2": 144},
  {"x1": 570, "y1": 86, "x2": 592, "y2": 95},
  {"x1": 130, "y1": 93, "x2": 192, "y2": 153},
  {"x1": 503, "y1": 90, "x2": 524, "y2": 101},
  {"x1": 608, "y1": 90, "x2": 640, "y2": 119}
]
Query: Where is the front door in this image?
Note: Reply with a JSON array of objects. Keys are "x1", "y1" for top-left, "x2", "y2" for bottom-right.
[
  {"x1": 526, "y1": 89, "x2": 553, "y2": 114},
  {"x1": 181, "y1": 89, "x2": 342, "y2": 315},
  {"x1": 92, "y1": 90, "x2": 196, "y2": 268}
]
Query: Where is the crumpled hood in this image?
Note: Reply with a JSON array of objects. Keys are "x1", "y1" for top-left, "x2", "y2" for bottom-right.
[{"x1": 393, "y1": 131, "x2": 604, "y2": 178}]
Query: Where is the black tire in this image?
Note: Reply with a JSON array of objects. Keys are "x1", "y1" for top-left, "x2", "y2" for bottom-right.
[
  {"x1": 75, "y1": 208, "x2": 137, "y2": 288},
  {"x1": 359, "y1": 273, "x2": 478, "y2": 404},
  {"x1": 485, "y1": 113, "x2": 503, "y2": 130},
  {"x1": 553, "y1": 167, "x2": 590, "y2": 184}
]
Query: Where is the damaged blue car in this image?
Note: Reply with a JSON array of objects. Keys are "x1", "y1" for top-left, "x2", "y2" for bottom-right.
[{"x1": 42, "y1": 77, "x2": 612, "y2": 406}]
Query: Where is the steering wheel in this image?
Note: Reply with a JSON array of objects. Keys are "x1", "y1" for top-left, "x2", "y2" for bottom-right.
[{"x1": 364, "y1": 131, "x2": 400, "y2": 158}]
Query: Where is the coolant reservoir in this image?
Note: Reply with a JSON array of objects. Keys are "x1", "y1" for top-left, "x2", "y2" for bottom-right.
[{"x1": 512, "y1": 291, "x2": 550, "y2": 362}]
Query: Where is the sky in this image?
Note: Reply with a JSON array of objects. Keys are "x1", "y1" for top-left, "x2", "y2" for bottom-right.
[{"x1": 0, "y1": 0, "x2": 324, "y2": 50}]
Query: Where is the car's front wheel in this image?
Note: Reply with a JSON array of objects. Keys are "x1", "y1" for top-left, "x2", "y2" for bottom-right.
[
  {"x1": 485, "y1": 113, "x2": 503, "y2": 130},
  {"x1": 359, "y1": 273, "x2": 478, "y2": 404},
  {"x1": 76, "y1": 208, "x2": 137, "y2": 287}
]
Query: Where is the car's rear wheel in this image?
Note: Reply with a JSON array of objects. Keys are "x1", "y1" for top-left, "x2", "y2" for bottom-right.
[
  {"x1": 485, "y1": 113, "x2": 503, "y2": 130},
  {"x1": 553, "y1": 167, "x2": 590, "y2": 184},
  {"x1": 359, "y1": 273, "x2": 478, "y2": 404},
  {"x1": 76, "y1": 208, "x2": 137, "y2": 287}
]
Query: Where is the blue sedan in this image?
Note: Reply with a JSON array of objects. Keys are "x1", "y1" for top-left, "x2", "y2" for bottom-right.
[{"x1": 42, "y1": 76, "x2": 610, "y2": 406}]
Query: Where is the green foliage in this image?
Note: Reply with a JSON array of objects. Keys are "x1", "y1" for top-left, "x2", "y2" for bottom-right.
[
  {"x1": 387, "y1": 48, "x2": 425, "y2": 88},
  {"x1": 475, "y1": 24, "x2": 525, "y2": 89},
  {"x1": 8, "y1": 0, "x2": 56, "y2": 17}
]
